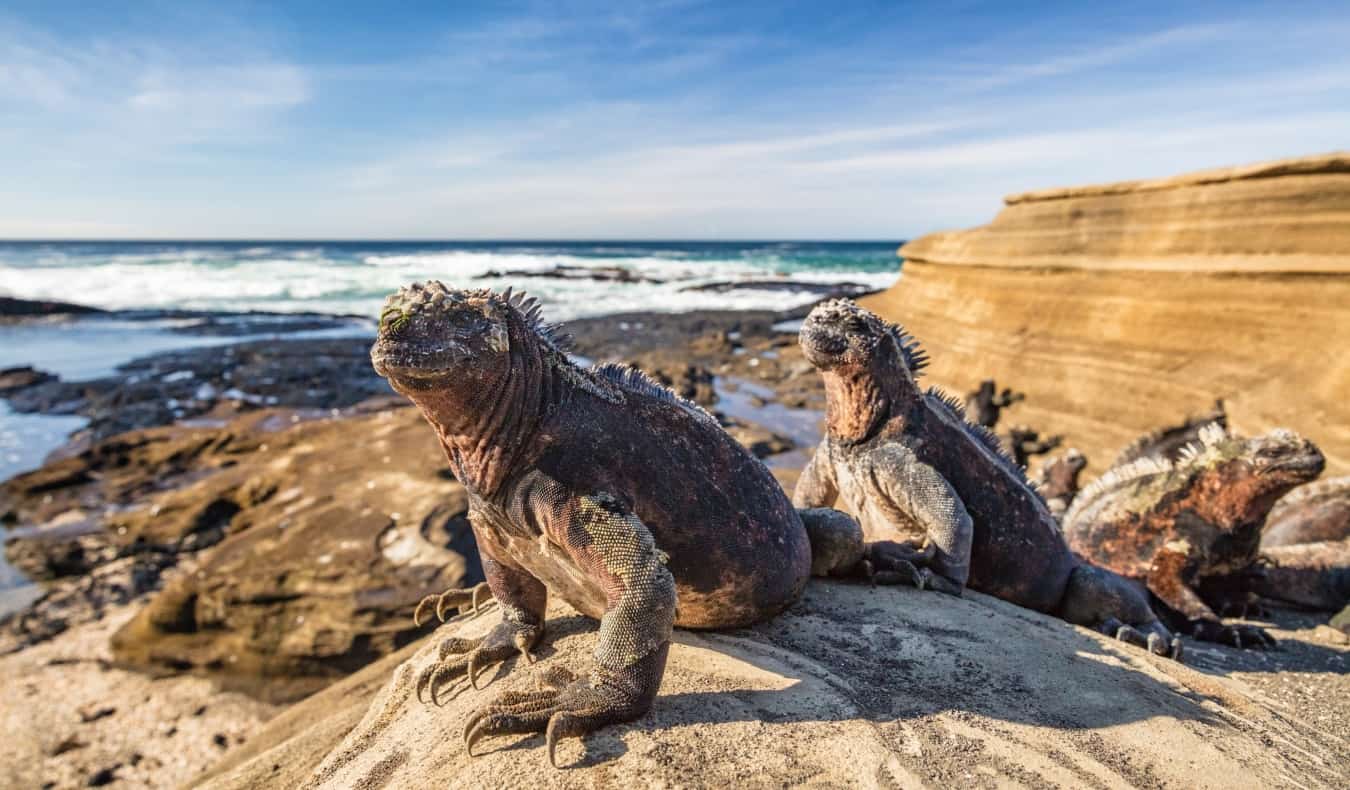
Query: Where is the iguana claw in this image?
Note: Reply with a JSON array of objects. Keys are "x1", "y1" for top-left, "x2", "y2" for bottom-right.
[
  {"x1": 415, "y1": 621, "x2": 543, "y2": 705},
  {"x1": 413, "y1": 582, "x2": 494, "y2": 627}
]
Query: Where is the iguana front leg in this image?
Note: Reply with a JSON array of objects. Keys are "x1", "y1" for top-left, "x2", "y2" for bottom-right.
[
  {"x1": 869, "y1": 447, "x2": 973, "y2": 595},
  {"x1": 1147, "y1": 543, "x2": 1274, "y2": 649},
  {"x1": 417, "y1": 552, "x2": 547, "y2": 704},
  {"x1": 464, "y1": 492, "x2": 676, "y2": 767}
]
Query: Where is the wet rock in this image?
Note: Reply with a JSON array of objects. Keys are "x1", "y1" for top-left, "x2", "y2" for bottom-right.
[
  {"x1": 679, "y1": 280, "x2": 879, "y2": 298},
  {"x1": 0, "y1": 366, "x2": 58, "y2": 394},
  {"x1": 477, "y1": 264, "x2": 666, "y2": 284},
  {"x1": 0, "y1": 296, "x2": 104, "y2": 320}
]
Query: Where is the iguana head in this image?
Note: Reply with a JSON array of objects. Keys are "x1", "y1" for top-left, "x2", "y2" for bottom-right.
[
  {"x1": 1187, "y1": 425, "x2": 1325, "y2": 489},
  {"x1": 800, "y1": 300, "x2": 928, "y2": 442},
  {"x1": 370, "y1": 282, "x2": 513, "y2": 390},
  {"x1": 1167, "y1": 424, "x2": 1325, "y2": 531}
]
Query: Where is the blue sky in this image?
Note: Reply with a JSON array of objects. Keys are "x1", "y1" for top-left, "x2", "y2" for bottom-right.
[{"x1": 1, "y1": 0, "x2": 1348, "y2": 239}]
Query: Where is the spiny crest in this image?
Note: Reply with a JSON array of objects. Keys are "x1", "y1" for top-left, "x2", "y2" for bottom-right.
[
  {"x1": 925, "y1": 385, "x2": 1030, "y2": 485},
  {"x1": 591, "y1": 363, "x2": 718, "y2": 424},
  {"x1": 1064, "y1": 454, "x2": 1176, "y2": 527},
  {"x1": 1174, "y1": 421, "x2": 1231, "y2": 467},
  {"x1": 888, "y1": 325, "x2": 929, "y2": 379},
  {"x1": 493, "y1": 286, "x2": 575, "y2": 355}
]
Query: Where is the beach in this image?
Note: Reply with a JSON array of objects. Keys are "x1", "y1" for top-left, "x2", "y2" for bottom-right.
[{"x1": 2, "y1": 194, "x2": 1347, "y2": 787}]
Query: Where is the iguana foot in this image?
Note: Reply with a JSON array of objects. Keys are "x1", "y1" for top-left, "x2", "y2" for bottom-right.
[
  {"x1": 866, "y1": 542, "x2": 964, "y2": 596},
  {"x1": 464, "y1": 645, "x2": 667, "y2": 768},
  {"x1": 1100, "y1": 617, "x2": 1184, "y2": 660},
  {"x1": 416, "y1": 619, "x2": 542, "y2": 704},
  {"x1": 413, "y1": 582, "x2": 494, "y2": 627},
  {"x1": 1215, "y1": 597, "x2": 1270, "y2": 619},
  {"x1": 1190, "y1": 619, "x2": 1276, "y2": 649}
]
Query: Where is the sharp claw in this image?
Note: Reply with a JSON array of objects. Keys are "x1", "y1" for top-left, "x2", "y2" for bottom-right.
[
  {"x1": 468, "y1": 653, "x2": 484, "y2": 690},
  {"x1": 1171, "y1": 638, "x2": 1184, "y2": 661},
  {"x1": 465, "y1": 717, "x2": 489, "y2": 757},
  {"x1": 472, "y1": 583, "x2": 491, "y2": 614},
  {"x1": 546, "y1": 716, "x2": 562, "y2": 769},
  {"x1": 414, "y1": 596, "x2": 434, "y2": 628},
  {"x1": 436, "y1": 590, "x2": 454, "y2": 622},
  {"x1": 463, "y1": 709, "x2": 487, "y2": 748}
]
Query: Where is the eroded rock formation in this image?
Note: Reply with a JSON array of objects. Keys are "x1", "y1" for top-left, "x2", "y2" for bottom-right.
[{"x1": 862, "y1": 152, "x2": 1350, "y2": 474}]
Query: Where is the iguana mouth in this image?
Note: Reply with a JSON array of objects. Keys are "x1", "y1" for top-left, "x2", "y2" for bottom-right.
[
  {"x1": 1259, "y1": 452, "x2": 1324, "y2": 478},
  {"x1": 370, "y1": 338, "x2": 471, "y2": 381}
]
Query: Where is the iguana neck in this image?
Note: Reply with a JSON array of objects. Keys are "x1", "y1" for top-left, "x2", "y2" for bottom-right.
[
  {"x1": 823, "y1": 365, "x2": 917, "y2": 444},
  {"x1": 412, "y1": 337, "x2": 566, "y2": 496}
]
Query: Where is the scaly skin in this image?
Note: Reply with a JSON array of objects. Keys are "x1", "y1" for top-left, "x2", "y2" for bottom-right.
[
  {"x1": 1064, "y1": 424, "x2": 1325, "y2": 648},
  {"x1": 793, "y1": 300, "x2": 1181, "y2": 658},
  {"x1": 370, "y1": 282, "x2": 890, "y2": 767},
  {"x1": 1263, "y1": 475, "x2": 1350, "y2": 548}
]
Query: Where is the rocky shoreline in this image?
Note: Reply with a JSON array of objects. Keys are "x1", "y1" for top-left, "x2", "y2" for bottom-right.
[{"x1": 2, "y1": 233, "x2": 1348, "y2": 789}]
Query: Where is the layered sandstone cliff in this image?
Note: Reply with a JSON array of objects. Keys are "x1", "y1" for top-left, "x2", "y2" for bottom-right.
[{"x1": 862, "y1": 152, "x2": 1350, "y2": 474}]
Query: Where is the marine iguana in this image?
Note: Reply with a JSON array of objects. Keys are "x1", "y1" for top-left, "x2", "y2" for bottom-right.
[
  {"x1": 792, "y1": 299, "x2": 1181, "y2": 657},
  {"x1": 1112, "y1": 400, "x2": 1228, "y2": 467},
  {"x1": 1263, "y1": 476, "x2": 1350, "y2": 548},
  {"x1": 1036, "y1": 448, "x2": 1088, "y2": 520},
  {"x1": 1063, "y1": 424, "x2": 1325, "y2": 647},
  {"x1": 370, "y1": 282, "x2": 901, "y2": 767},
  {"x1": 965, "y1": 379, "x2": 1024, "y2": 428},
  {"x1": 1003, "y1": 425, "x2": 1063, "y2": 469}
]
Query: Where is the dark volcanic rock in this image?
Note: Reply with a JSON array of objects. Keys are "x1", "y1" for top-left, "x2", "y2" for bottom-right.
[
  {"x1": 0, "y1": 296, "x2": 104, "y2": 319},
  {"x1": 477, "y1": 264, "x2": 666, "y2": 284},
  {"x1": 679, "y1": 279, "x2": 879, "y2": 299},
  {"x1": 0, "y1": 366, "x2": 58, "y2": 394}
]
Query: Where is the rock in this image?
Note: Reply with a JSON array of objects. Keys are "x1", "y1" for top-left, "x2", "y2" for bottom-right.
[
  {"x1": 3, "y1": 405, "x2": 481, "y2": 694},
  {"x1": 862, "y1": 152, "x2": 1350, "y2": 475},
  {"x1": 196, "y1": 583, "x2": 1350, "y2": 788},
  {"x1": 1332, "y1": 604, "x2": 1350, "y2": 634},
  {"x1": 719, "y1": 418, "x2": 795, "y2": 459},
  {"x1": 0, "y1": 296, "x2": 104, "y2": 320},
  {"x1": 477, "y1": 265, "x2": 666, "y2": 284},
  {"x1": 680, "y1": 280, "x2": 879, "y2": 298},
  {"x1": 105, "y1": 407, "x2": 480, "y2": 701},
  {"x1": 0, "y1": 366, "x2": 58, "y2": 394}
]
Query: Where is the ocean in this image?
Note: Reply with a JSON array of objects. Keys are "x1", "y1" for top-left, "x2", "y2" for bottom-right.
[{"x1": 0, "y1": 240, "x2": 900, "y2": 320}]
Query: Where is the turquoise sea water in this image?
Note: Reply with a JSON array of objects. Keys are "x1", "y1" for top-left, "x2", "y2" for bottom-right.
[{"x1": 0, "y1": 240, "x2": 900, "y2": 320}]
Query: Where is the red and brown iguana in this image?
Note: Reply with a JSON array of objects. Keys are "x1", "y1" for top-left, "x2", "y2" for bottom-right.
[
  {"x1": 370, "y1": 282, "x2": 911, "y2": 767},
  {"x1": 792, "y1": 300, "x2": 1181, "y2": 658},
  {"x1": 1063, "y1": 424, "x2": 1325, "y2": 647}
]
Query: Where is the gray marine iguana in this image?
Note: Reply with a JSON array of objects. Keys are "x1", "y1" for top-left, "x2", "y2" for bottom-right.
[
  {"x1": 792, "y1": 299, "x2": 1181, "y2": 658},
  {"x1": 1063, "y1": 424, "x2": 1325, "y2": 647},
  {"x1": 370, "y1": 282, "x2": 906, "y2": 767},
  {"x1": 1263, "y1": 475, "x2": 1350, "y2": 548}
]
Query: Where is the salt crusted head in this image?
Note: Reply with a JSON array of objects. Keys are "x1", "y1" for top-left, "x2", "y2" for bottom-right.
[
  {"x1": 1178, "y1": 424, "x2": 1325, "y2": 494},
  {"x1": 370, "y1": 281, "x2": 569, "y2": 389},
  {"x1": 799, "y1": 299, "x2": 928, "y2": 380}
]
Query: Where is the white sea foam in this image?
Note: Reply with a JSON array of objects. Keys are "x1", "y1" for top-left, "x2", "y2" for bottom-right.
[{"x1": 0, "y1": 244, "x2": 899, "y2": 321}]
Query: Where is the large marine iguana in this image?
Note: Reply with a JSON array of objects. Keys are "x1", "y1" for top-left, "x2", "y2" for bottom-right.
[
  {"x1": 1063, "y1": 424, "x2": 1325, "y2": 647},
  {"x1": 369, "y1": 282, "x2": 901, "y2": 767},
  {"x1": 792, "y1": 299, "x2": 1181, "y2": 657}
]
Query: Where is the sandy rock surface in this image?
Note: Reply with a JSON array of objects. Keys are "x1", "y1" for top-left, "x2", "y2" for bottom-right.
[
  {"x1": 0, "y1": 605, "x2": 277, "y2": 790},
  {"x1": 198, "y1": 582, "x2": 1349, "y2": 789},
  {"x1": 864, "y1": 152, "x2": 1350, "y2": 476}
]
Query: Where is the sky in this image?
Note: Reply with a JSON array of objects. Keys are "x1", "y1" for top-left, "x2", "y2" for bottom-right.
[{"x1": 1, "y1": 0, "x2": 1348, "y2": 240}]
